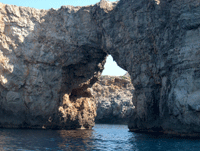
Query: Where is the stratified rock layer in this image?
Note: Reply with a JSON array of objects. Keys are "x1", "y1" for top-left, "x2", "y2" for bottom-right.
[
  {"x1": 1, "y1": 0, "x2": 200, "y2": 136},
  {"x1": 92, "y1": 75, "x2": 134, "y2": 124}
]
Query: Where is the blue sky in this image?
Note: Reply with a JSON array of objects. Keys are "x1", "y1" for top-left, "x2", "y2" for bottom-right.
[
  {"x1": 0, "y1": 0, "x2": 127, "y2": 76},
  {"x1": 0, "y1": 0, "x2": 117, "y2": 9}
]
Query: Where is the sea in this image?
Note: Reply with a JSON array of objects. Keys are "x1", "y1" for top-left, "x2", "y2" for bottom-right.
[{"x1": 0, "y1": 124, "x2": 200, "y2": 151}]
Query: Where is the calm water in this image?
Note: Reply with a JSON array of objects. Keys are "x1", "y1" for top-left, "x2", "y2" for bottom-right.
[{"x1": 0, "y1": 124, "x2": 200, "y2": 151}]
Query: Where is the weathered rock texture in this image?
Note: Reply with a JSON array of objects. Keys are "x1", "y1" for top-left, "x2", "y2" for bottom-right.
[
  {"x1": 91, "y1": 74, "x2": 134, "y2": 124},
  {"x1": 0, "y1": 2, "x2": 108, "y2": 129},
  {"x1": 1, "y1": 0, "x2": 200, "y2": 136},
  {"x1": 101, "y1": 0, "x2": 200, "y2": 136}
]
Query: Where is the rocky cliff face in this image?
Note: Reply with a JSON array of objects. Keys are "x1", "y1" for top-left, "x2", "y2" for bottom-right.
[
  {"x1": 101, "y1": 0, "x2": 200, "y2": 136},
  {"x1": 0, "y1": 2, "x2": 108, "y2": 129},
  {"x1": 1, "y1": 0, "x2": 200, "y2": 136},
  {"x1": 92, "y1": 74, "x2": 134, "y2": 124}
]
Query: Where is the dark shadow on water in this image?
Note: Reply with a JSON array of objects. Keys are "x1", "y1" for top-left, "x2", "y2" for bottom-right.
[
  {"x1": 128, "y1": 131, "x2": 200, "y2": 151},
  {"x1": 130, "y1": 130, "x2": 200, "y2": 139}
]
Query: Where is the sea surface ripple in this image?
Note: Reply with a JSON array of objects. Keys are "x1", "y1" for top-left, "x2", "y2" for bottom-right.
[{"x1": 0, "y1": 124, "x2": 200, "y2": 151}]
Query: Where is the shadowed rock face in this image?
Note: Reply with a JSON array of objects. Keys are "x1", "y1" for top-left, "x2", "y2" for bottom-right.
[
  {"x1": 1, "y1": 0, "x2": 200, "y2": 136},
  {"x1": 102, "y1": 0, "x2": 200, "y2": 136}
]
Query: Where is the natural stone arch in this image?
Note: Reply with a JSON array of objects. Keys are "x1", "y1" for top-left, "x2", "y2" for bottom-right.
[{"x1": 0, "y1": 0, "x2": 200, "y2": 137}]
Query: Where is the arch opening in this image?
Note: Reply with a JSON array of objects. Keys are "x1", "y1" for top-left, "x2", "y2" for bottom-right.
[
  {"x1": 102, "y1": 55, "x2": 127, "y2": 76},
  {"x1": 91, "y1": 55, "x2": 135, "y2": 125}
]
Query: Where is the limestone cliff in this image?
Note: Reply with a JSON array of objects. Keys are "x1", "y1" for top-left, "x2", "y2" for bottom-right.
[
  {"x1": 1, "y1": 0, "x2": 200, "y2": 136},
  {"x1": 92, "y1": 74, "x2": 134, "y2": 124},
  {"x1": 101, "y1": 0, "x2": 200, "y2": 136},
  {"x1": 0, "y1": 2, "x2": 108, "y2": 129}
]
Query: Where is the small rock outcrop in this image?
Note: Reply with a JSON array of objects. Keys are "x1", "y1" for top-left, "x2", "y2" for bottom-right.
[{"x1": 91, "y1": 74, "x2": 134, "y2": 124}]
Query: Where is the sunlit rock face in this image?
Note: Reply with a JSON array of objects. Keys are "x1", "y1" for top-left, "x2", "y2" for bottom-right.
[
  {"x1": 0, "y1": 2, "x2": 107, "y2": 129},
  {"x1": 1, "y1": 0, "x2": 200, "y2": 136},
  {"x1": 92, "y1": 74, "x2": 134, "y2": 124}
]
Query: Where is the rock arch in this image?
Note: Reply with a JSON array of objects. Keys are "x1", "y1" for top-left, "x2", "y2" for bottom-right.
[{"x1": 0, "y1": 0, "x2": 200, "y2": 136}]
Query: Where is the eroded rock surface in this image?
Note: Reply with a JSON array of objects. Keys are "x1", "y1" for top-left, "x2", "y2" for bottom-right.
[
  {"x1": 1, "y1": 0, "x2": 200, "y2": 136},
  {"x1": 0, "y1": 2, "x2": 108, "y2": 129},
  {"x1": 100, "y1": 0, "x2": 200, "y2": 136},
  {"x1": 92, "y1": 74, "x2": 134, "y2": 124}
]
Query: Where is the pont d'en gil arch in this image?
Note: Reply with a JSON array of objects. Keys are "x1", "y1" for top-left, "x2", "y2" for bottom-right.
[{"x1": 0, "y1": 0, "x2": 200, "y2": 137}]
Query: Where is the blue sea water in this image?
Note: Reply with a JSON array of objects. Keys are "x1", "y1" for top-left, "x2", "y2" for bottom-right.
[{"x1": 0, "y1": 124, "x2": 200, "y2": 151}]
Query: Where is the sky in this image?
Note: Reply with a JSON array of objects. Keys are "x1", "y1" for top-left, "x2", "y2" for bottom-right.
[
  {"x1": 0, "y1": 0, "x2": 127, "y2": 76},
  {"x1": 0, "y1": 0, "x2": 117, "y2": 9},
  {"x1": 102, "y1": 55, "x2": 126, "y2": 76}
]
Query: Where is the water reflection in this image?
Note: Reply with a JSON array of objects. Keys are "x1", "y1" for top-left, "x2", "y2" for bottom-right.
[
  {"x1": 0, "y1": 128, "x2": 94, "y2": 151},
  {"x1": 92, "y1": 124, "x2": 136, "y2": 150},
  {"x1": 57, "y1": 129, "x2": 94, "y2": 150},
  {"x1": 0, "y1": 125, "x2": 200, "y2": 151},
  {"x1": 0, "y1": 128, "x2": 64, "y2": 150}
]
